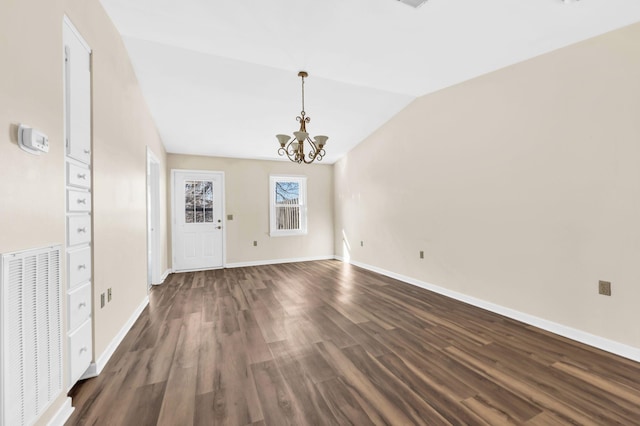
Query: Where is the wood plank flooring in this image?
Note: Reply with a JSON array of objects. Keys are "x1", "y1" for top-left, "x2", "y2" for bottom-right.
[{"x1": 67, "y1": 260, "x2": 640, "y2": 425}]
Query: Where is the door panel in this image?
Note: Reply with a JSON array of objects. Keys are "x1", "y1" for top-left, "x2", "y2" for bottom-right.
[
  {"x1": 173, "y1": 171, "x2": 224, "y2": 271},
  {"x1": 65, "y1": 31, "x2": 91, "y2": 164}
]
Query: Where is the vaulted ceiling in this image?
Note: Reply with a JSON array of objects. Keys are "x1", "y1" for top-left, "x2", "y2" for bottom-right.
[{"x1": 100, "y1": 0, "x2": 640, "y2": 163}]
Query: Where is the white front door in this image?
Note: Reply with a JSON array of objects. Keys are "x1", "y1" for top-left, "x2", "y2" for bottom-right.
[{"x1": 172, "y1": 170, "x2": 224, "y2": 271}]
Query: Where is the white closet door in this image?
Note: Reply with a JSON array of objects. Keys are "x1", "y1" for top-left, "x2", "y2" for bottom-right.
[{"x1": 65, "y1": 28, "x2": 91, "y2": 164}]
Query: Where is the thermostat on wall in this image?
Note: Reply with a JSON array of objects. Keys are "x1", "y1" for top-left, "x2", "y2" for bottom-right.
[{"x1": 18, "y1": 124, "x2": 49, "y2": 155}]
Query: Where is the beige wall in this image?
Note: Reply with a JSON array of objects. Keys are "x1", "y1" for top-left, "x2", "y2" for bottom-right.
[
  {"x1": 335, "y1": 22, "x2": 640, "y2": 350},
  {"x1": 167, "y1": 155, "x2": 334, "y2": 265},
  {"x1": 0, "y1": 1, "x2": 168, "y2": 423}
]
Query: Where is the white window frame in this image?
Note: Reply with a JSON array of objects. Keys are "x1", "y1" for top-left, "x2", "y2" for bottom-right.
[{"x1": 269, "y1": 175, "x2": 307, "y2": 236}]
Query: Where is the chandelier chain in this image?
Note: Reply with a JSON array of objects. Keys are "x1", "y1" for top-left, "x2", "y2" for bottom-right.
[{"x1": 301, "y1": 74, "x2": 305, "y2": 115}]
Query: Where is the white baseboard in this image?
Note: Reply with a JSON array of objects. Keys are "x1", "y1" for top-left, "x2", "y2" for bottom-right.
[
  {"x1": 344, "y1": 259, "x2": 640, "y2": 363},
  {"x1": 153, "y1": 268, "x2": 171, "y2": 285},
  {"x1": 46, "y1": 397, "x2": 74, "y2": 426},
  {"x1": 226, "y1": 255, "x2": 335, "y2": 269},
  {"x1": 80, "y1": 296, "x2": 150, "y2": 379}
]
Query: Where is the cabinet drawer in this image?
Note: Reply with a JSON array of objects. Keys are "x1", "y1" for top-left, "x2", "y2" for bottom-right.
[
  {"x1": 68, "y1": 282, "x2": 92, "y2": 331},
  {"x1": 68, "y1": 319, "x2": 92, "y2": 385},
  {"x1": 68, "y1": 246, "x2": 91, "y2": 289},
  {"x1": 67, "y1": 189, "x2": 91, "y2": 212},
  {"x1": 67, "y1": 215, "x2": 91, "y2": 246},
  {"x1": 67, "y1": 162, "x2": 91, "y2": 189},
  {"x1": 68, "y1": 131, "x2": 91, "y2": 165}
]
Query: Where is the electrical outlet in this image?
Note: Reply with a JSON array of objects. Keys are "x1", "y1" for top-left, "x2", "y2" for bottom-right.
[
  {"x1": 107, "y1": 288, "x2": 112, "y2": 302},
  {"x1": 360, "y1": 241, "x2": 364, "y2": 247},
  {"x1": 227, "y1": 214, "x2": 234, "y2": 220},
  {"x1": 598, "y1": 280, "x2": 612, "y2": 296},
  {"x1": 100, "y1": 293, "x2": 105, "y2": 308},
  {"x1": 420, "y1": 250, "x2": 424, "y2": 259},
  {"x1": 253, "y1": 240, "x2": 257, "y2": 246}
]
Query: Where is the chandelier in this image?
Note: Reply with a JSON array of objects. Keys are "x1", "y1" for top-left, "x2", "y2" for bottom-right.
[{"x1": 276, "y1": 71, "x2": 328, "y2": 164}]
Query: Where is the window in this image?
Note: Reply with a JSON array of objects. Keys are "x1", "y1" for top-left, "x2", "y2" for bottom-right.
[{"x1": 270, "y1": 175, "x2": 307, "y2": 236}]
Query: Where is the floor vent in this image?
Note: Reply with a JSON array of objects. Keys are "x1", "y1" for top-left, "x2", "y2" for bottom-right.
[
  {"x1": 397, "y1": 0, "x2": 428, "y2": 8},
  {"x1": 1, "y1": 245, "x2": 62, "y2": 426}
]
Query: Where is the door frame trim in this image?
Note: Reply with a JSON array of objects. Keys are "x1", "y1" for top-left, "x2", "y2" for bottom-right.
[
  {"x1": 146, "y1": 148, "x2": 161, "y2": 287},
  {"x1": 170, "y1": 169, "x2": 226, "y2": 271}
]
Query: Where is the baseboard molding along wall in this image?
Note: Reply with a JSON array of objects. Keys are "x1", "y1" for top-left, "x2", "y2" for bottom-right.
[
  {"x1": 337, "y1": 256, "x2": 640, "y2": 363},
  {"x1": 80, "y1": 295, "x2": 150, "y2": 379},
  {"x1": 226, "y1": 255, "x2": 335, "y2": 269},
  {"x1": 153, "y1": 268, "x2": 171, "y2": 285},
  {"x1": 46, "y1": 397, "x2": 74, "y2": 426}
]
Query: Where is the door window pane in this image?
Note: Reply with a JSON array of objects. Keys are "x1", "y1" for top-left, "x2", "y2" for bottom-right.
[
  {"x1": 185, "y1": 181, "x2": 195, "y2": 223},
  {"x1": 185, "y1": 180, "x2": 214, "y2": 223}
]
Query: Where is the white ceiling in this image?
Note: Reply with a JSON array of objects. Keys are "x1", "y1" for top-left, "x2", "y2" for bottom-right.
[{"x1": 100, "y1": 0, "x2": 640, "y2": 164}]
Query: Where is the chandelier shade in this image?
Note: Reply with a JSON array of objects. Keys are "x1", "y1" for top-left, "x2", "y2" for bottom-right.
[{"x1": 276, "y1": 71, "x2": 328, "y2": 164}]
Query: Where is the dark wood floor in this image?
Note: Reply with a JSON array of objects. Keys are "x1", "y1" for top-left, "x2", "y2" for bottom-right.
[{"x1": 67, "y1": 260, "x2": 640, "y2": 425}]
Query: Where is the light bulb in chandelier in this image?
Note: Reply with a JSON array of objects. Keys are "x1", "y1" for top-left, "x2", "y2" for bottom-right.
[
  {"x1": 293, "y1": 131, "x2": 308, "y2": 143},
  {"x1": 313, "y1": 135, "x2": 328, "y2": 149},
  {"x1": 276, "y1": 134, "x2": 290, "y2": 148},
  {"x1": 276, "y1": 71, "x2": 329, "y2": 164}
]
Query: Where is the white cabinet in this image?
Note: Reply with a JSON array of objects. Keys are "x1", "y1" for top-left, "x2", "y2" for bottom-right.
[{"x1": 64, "y1": 19, "x2": 93, "y2": 389}]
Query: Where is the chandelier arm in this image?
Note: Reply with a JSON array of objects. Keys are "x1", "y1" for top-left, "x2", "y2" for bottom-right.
[
  {"x1": 307, "y1": 136, "x2": 318, "y2": 152},
  {"x1": 287, "y1": 140, "x2": 305, "y2": 164},
  {"x1": 285, "y1": 149, "x2": 299, "y2": 163},
  {"x1": 311, "y1": 146, "x2": 325, "y2": 162},
  {"x1": 302, "y1": 145, "x2": 317, "y2": 164},
  {"x1": 278, "y1": 140, "x2": 298, "y2": 163},
  {"x1": 303, "y1": 137, "x2": 324, "y2": 163}
]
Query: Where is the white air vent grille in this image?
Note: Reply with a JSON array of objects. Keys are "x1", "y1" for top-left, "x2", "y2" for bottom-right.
[
  {"x1": 1, "y1": 245, "x2": 62, "y2": 426},
  {"x1": 397, "y1": 0, "x2": 428, "y2": 8}
]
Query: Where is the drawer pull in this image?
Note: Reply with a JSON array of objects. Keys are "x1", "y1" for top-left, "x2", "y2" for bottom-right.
[
  {"x1": 78, "y1": 302, "x2": 87, "y2": 308},
  {"x1": 77, "y1": 227, "x2": 87, "y2": 233},
  {"x1": 80, "y1": 346, "x2": 88, "y2": 354},
  {"x1": 77, "y1": 198, "x2": 87, "y2": 205},
  {"x1": 78, "y1": 264, "x2": 87, "y2": 270},
  {"x1": 83, "y1": 149, "x2": 91, "y2": 154},
  {"x1": 77, "y1": 173, "x2": 87, "y2": 179}
]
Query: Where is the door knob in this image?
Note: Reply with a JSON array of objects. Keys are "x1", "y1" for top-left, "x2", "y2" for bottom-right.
[{"x1": 215, "y1": 226, "x2": 222, "y2": 230}]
